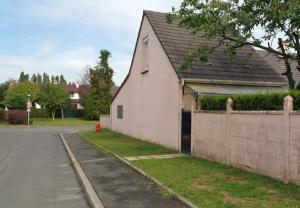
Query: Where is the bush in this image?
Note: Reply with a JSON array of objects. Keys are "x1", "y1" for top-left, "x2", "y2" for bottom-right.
[
  {"x1": 0, "y1": 108, "x2": 6, "y2": 121},
  {"x1": 31, "y1": 108, "x2": 50, "y2": 118},
  {"x1": 200, "y1": 90, "x2": 300, "y2": 111},
  {"x1": 8, "y1": 110, "x2": 27, "y2": 124}
]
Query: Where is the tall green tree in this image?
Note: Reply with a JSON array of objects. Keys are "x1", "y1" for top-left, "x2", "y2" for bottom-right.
[
  {"x1": 169, "y1": 0, "x2": 300, "y2": 89},
  {"x1": 55, "y1": 75, "x2": 60, "y2": 84},
  {"x1": 82, "y1": 49, "x2": 114, "y2": 120},
  {"x1": 39, "y1": 84, "x2": 70, "y2": 120},
  {"x1": 0, "y1": 80, "x2": 10, "y2": 108},
  {"x1": 51, "y1": 75, "x2": 55, "y2": 84},
  {"x1": 19, "y1": 71, "x2": 29, "y2": 82},
  {"x1": 37, "y1": 73, "x2": 42, "y2": 84},
  {"x1": 43, "y1": 73, "x2": 50, "y2": 84},
  {"x1": 31, "y1": 74, "x2": 37, "y2": 83},
  {"x1": 4, "y1": 82, "x2": 40, "y2": 109},
  {"x1": 59, "y1": 75, "x2": 67, "y2": 84}
]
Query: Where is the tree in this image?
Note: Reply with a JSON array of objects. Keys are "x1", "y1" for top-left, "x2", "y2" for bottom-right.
[
  {"x1": 0, "y1": 80, "x2": 10, "y2": 108},
  {"x1": 37, "y1": 73, "x2": 42, "y2": 84},
  {"x1": 39, "y1": 84, "x2": 70, "y2": 120},
  {"x1": 19, "y1": 71, "x2": 29, "y2": 82},
  {"x1": 31, "y1": 74, "x2": 37, "y2": 83},
  {"x1": 55, "y1": 75, "x2": 60, "y2": 84},
  {"x1": 77, "y1": 65, "x2": 91, "y2": 84},
  {"x1": 169, "y1": 0, "x2": 300, "y2": 89},
  {"x1": 43, "y1": 73, "x2": 50, "y2": 84},
  {"x1": 51, "y1": 75, "x2": 55, "y2": 84},
  {"x1": 4, "y1": 82, "x2": 40, "y2": 109},
  {"x1": 60, "y1": 75, "x2": 67, "y2": 84},
  {"x1": 82, "y1": 50, "x2": 114, "y2": 120}
]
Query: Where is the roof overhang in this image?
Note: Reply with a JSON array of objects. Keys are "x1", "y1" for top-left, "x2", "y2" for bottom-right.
[{"x1": 183, "y1": 79, "x2": 288, "y2": 96}]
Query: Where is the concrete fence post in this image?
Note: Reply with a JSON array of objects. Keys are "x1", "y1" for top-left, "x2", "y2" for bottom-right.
[
  {"x1": 284, "y1": 95, "x2": 293, "y2": 113},
  {"x1": 283, "y1": 95, "x2": 293, "y2": 184},
  {"x1": 226, "y1": 98, "x2": 233, "y2": 113},
  {"x1": 225, "y1": 98, "x2": 233, "y2": 165}
]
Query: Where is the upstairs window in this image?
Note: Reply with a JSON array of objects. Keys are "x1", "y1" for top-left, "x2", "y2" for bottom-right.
[
  {"x1": 142, "y1": 35, "x2": 149, "y2": 73},
  {"x1": 117, "y1": 105, "x2": 123, "y2": 119}
]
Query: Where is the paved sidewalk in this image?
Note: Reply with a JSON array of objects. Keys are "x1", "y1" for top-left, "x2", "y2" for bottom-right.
[
  {"x1": 64, "y1": 133, "x2": 186, "y2": 208},
  {"x1": 124, "y1": 154, "x2": 185, "y2": 161}
]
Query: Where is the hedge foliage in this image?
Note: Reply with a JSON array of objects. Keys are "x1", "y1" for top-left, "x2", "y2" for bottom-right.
[
  {"x1": 200, "y1": 90, "x2": 300, "y2": 111},
  {"x1": 30, "y1": 108, "x2": 51, "y2": 118}
]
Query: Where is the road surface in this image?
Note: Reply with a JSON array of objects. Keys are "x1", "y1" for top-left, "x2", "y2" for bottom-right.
[{"x1": 0, "y1": 127, "x2": 91, "y2": 208}]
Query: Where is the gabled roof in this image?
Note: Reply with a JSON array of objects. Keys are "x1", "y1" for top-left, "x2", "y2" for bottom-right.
[
  {"x1": 144, "y1": 10, "x2": 286, "y2": 84},
  {"x1": 256, "y1": 50, "x2": 300, "y2": 85}
]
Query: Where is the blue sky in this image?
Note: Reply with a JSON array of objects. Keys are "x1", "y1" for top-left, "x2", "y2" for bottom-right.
[{"x1": 0, "y1": 0, "x2": 181, "y2": 85}]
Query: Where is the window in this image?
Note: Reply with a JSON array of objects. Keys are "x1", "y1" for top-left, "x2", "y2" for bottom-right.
[
  {"x1": 117, "y1": 105, "x2": 123, "y2": 119},
  {"x1": 142, "y1": 35, "x2": 149, "y2": 73}
]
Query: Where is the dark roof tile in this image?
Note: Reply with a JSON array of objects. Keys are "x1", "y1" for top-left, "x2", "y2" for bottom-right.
[{"x1": 144, "y1": 10, "x2": 286, "y2": 84}]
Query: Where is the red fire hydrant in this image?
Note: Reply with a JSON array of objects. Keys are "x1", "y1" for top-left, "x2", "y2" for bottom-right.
[{"x1": 95, "y1": 123, "x2": 101, "y2": 133}]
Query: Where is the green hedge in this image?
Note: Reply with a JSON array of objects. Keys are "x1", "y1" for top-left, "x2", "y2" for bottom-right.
[
  {"x1": 30, "y1": 108, "x2": 51, "y2": 118},
  {"x1": 200, "y1": 90, "x2": 300, "y2": 111}
]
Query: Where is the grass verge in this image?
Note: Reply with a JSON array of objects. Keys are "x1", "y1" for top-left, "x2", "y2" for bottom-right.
[
  {"x1": 31, "y1": 118, "x2": 96, "y2": 126},
  {"x1": 78, "y1": 129, "x2": 300, "y2": 208},
  {"x1": 78, "y1": 129, "x2": 176, "y2": 156},
  {"x1": 133, "y1": 157, "x2": 300, "y2": 208}
]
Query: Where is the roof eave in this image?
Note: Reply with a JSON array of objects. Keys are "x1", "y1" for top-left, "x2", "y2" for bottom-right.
[{"x1": 182, "y1": 78, "x2": 288, "y2": 87}]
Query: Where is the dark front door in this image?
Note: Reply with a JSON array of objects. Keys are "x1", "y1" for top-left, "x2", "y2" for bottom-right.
[{"x1": 181, "y1": 110, "x2": 191, "y2": 154}]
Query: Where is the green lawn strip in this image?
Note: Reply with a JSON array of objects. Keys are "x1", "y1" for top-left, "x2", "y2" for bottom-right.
[
  {"x1": 32, "y1": 118, "x2": 96, "y2": 126},
  {"x1": 78, "y1": 129, "x2": 176, "y2": 157},
  {"x1": 132, "y1": 157, "x2": 300, "y2": 208}
]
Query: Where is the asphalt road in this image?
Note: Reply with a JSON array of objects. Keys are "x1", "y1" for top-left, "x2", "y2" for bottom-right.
[{"x1": 0, "y1": 127, "x2": 92, "y2": 208}]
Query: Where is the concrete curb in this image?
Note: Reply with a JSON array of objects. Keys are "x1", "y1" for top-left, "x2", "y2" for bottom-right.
[
  {"x1": 59, "y1": 133, "x2": 104, "y2": 208},
  {"x1": 114, "y1": 154, "x2": 198, "y2": 208}
]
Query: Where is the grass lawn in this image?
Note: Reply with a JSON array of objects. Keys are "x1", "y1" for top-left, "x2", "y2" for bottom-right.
[
  {"x1": 133, "y1": 157, "x2": 300, "y2": 208},
  {"x1": 31, "y1": 118, "x2": 96, "y2": 126},
  {"x1": 0, "y1": 118, "x2": 96, "y2": 127},
  {"x1": 78, "y1": 129, "x2": 176, "y2": 156},
  {"x1": 79, "y1": 129, "x2": 300, "y2": 208}
]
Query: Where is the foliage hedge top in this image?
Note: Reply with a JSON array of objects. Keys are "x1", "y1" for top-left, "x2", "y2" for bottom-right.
[{"x1": 200, "y1": 91, "x2": 300, "y2": 111}]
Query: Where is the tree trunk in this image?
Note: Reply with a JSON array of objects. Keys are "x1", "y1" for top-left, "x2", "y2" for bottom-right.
[
  {"x1": 52, "y1": 111, "x2": 55, "y2": 121},
  {"x1": 61, "y1": 108, "x2": 64, "y2": 119},
  {"x1": 278, "y1": 38, "x2": 295, "y2": 89}
]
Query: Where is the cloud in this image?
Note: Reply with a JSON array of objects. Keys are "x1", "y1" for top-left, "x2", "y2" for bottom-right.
[
  {"x1": 0, "y1": 44, "x2": 133, "y2": 86},
  {"x1": 0, "y1": 46, "x2": 97, "y2": 83},
  {"x1": 0, "y1": 0, "x2": 182, "y2": 85},
  {"x1": 15, "y1": 0, "x2": 181, "y2": 32}
]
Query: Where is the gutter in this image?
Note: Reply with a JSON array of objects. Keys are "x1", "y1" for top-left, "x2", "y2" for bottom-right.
[{"x1": 182, "y1": 78, "x2": 288, "y2": 87}]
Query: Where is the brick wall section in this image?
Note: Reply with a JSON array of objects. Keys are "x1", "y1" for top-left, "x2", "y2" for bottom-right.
[{"x1": 192, "y1": 96, "x2": 300, "y2": 184}]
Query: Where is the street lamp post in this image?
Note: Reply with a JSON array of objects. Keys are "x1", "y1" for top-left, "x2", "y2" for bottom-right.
[{"x1": 26, "y1": 95, "x2": 32, "y2": 126}]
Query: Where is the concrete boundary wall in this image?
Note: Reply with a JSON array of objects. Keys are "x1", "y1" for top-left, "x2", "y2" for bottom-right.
[
  {"x1": 100, "y1": 115, "x2": 111, "y2": 130},
  {"x1": 192, "y1": 96, "x2": 300, "y2": 184}
]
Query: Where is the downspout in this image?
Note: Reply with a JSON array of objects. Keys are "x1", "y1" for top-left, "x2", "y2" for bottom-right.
[{"x1": 178, "y1": 79, "x2": 185, "y2": 152}]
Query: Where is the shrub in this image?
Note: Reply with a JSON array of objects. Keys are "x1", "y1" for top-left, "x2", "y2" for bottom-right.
[
  {"x1": 8, "y1": 110, "x2": 27, "y2": 124},
  {"x1": 30, "y1": 108, "x2": 50, "y2": 118},
  {"x1": 0, "y1": 108, "x2": 6, "y2": 121},
  {"x1": 200, "y1": 95, "x2": 227, "y2": 110},
  {"x1": 200, "y1": 90, "x2": 300, "y2": 111}
]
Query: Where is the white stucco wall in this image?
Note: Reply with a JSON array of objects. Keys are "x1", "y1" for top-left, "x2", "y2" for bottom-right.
[
  {"x1": 111, "y1": 16, "x2": 180, "y2": 150},
  {"x1": 193, "y1": 110, "x2": 300, "y2": 184}
]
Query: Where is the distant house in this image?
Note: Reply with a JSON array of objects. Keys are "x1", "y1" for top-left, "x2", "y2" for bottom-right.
[
  {"x1": 107, "y1": 10, "x2": 288, "y2": 151},
  {"x1": 64, "y1": 84, "x2": 90, "y2": 109}
]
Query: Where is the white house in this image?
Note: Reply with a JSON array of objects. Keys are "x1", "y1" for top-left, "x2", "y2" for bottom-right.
[{"x1": 104, "y1": 11, "x2": 288, "y2": 152}]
